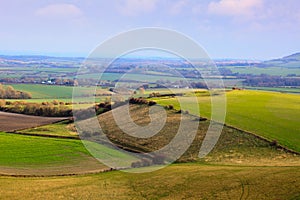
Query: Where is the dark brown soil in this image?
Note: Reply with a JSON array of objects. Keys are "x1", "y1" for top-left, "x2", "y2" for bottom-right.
[{"x1": 0, "y1": 111, "x2": 67, "y2": 132}]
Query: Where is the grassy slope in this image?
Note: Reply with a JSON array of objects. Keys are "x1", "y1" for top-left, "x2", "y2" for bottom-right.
[
  {"x1": 18, "y1": 120, "x2": 78, "y2": 137},
  {"x1": 0, "y1": 164, "x2": 299, "y2": 200},
  {"x1": 0, "y1": 132, "x2": 137, "y2": 175},
  {"x1": 15, "y1": 106, "x2": 300, "y2": 166},
  {"x1": 153, "y1": 90, "x2": 300, "y2": 152},
  {"x1": 0, "y1": 132, "x2": 90, "y2": 167},
  {"x1": 0, "y1": 104, "x2": 299, "y2": 199},
  {"x1": 88, "y1": 104, "x2": 299, "y2": 165}
]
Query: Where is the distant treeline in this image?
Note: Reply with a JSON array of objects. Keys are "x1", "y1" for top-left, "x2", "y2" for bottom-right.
[
  {"x1": 0, "y1": 84, "x2": 32, "y2": 99},
  {"x1": 0, "y1": 100, "x2": 72, "y2": 117},
  {"x1": 243, "y1": 75, "x2": 300, "y2": 87},
  {"x1": 0, "y1": 77, "x2": 80, "y2": 86}
]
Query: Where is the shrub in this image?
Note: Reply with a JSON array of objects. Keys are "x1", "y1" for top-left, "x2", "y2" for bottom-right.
[
  {"x1": 270, "y1": 140, "x2": 278, "y2": 147},
  {"x1": 176, "y1": 109, "x2": 182, "y2": 113},
  {"x1": 148, "y1": 101, "x2": 157, "y2": 106},
  {"x1": 0, "y1": 84, "x2": 32, "y2": 99},
  {"x1": 52, "y1": 100, "x2": 59, "y2": 105},
  {"x1": 0, "y1": 99, "x2": 5, "y2": 107},
  {"x1": 168, "y1": 105, "x2": 174, "y2": 110},
  {"x1": 131, "y1": 161, "x2": 143, "y2": 168},
  {"x1": 152, "y1": 154, "x2": 166, "y2": 165},
  {"x1": 141, "y1": 158, "x2": 152, "y2": 166}
]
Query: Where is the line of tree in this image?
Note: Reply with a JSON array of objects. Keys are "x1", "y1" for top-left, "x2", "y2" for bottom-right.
[
  {"x1": 129, "y1": 97, "x2": 157, "y2": 106},
  {"x1": 243, "y1": 75, "x2": 300, "y2": 87},
  {"x1": 0, "y1": 101, "x2": 72, "y2": 117},
  {"x1": 0, "y1": 84, "x2": 32, "y2": 99}
]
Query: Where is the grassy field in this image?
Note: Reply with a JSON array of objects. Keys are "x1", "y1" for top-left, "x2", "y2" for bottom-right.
[
  {"x1": 152, "y1": 90, "x2": 300, "y2": 152},
  {"x1": 0, "y1": 132, "x2": 88, "y2": 167},
  {"x1": 5, "y1": 104, "x2": 299, "y2": 169},
  {"x1": 245, "y1": 86, "x2": 300, "y2": 94},
  {"x1": 6, "y1": 84, "x2": 110, "y2": 108},
  {"x1": 10, "y1": 84, "x2": 108, "y2": 99},
  {"x1": 17, "y1": 120, "x2": 78, "y2": 137},
  {"x1": 76, "y1": 104, "x2": 299, "y2": 166},
  {"x1": 228, "y1": 66, "x2": 300, "y2": 76},
  {"x1": 0, "y1": 164, "x2": 299, "y2": 199},
  {"x1": 0, "y1": 132, "x2": 137, "y2": 175},
  {"x1": 11, "y1": 84, "x2": 74, "y2": 99},
  {"x1": 0, "y1": 104, "x2": 299, "y2": 199}
]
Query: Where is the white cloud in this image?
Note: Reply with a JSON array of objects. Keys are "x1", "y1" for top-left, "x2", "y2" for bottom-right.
[
  {"x1": 117, "y1": 0, "x2": 158, "y2": 16},
  {"x1": 208, "y1": 0, "x2": 263, "y2": 17},
  {"x1": 35, "y1": 3, "x2": 83, "y2": 19},
  {"x1": 169, "y1": 0, "x2": 188, "y2": 15}
]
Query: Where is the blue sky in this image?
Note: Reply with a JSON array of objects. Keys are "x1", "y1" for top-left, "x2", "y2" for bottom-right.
[{"x1": 1, "y1": 0, "x2": 300, "y2": 59}]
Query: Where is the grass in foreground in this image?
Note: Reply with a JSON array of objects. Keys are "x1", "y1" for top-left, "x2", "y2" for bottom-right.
[{"x1": 0, "y1": 164, "x2": 299, "y2": 200}]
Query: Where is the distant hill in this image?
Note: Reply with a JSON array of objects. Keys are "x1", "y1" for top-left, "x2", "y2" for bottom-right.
[
  {"x1": 262, "y1": 52, "x2": 300, "y2": 68},
  {"x1": 86, "y1": 104, "x2": 300, "y2": 164},
  {"x1": 282, "y1": 52, "x2": 300, "y2": 61}
]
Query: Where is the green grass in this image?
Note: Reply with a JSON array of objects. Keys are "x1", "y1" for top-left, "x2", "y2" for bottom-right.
[
  {"x1": 11, "y1": 84, "x2": 74, "y2": 99},
  {"x1": 16, "y1": 105, "x2": 300, "y2": 166},
  {"x1": 153, "y1": 90, "x2": 300, "y2": 152},
  {"x1": 18, "y1": 120, "x2": 78, "y2": 137},
  {"x1": 11, "y1": 84, "x2": 97, "y2": 99},
  {"x1": 0, "y1": 164, "x2": 299, "y2": 199},
  {"x1": 228, "y1": 66, "x2": 300, "y2": 76},
  {"x1": 7, "y1": 84, "x2": 109, "y2": 106},
  {"x1": 0, "y1": 132, "x2": 136, "y2": 168},
  {"x1": 246, "y1": 86, "x2": 300, "y2": 94},
  {"x1": 0, "y1": 132, "x2": 88, "y2": 167}
]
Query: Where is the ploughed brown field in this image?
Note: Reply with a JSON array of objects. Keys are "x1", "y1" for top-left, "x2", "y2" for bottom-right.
[{"x1": 0, "y1": 111, "x2": 67, "y2": 132}]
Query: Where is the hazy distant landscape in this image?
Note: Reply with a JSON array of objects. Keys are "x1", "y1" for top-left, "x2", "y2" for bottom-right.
[
  {"x1": 1, "y1": 0, "x2": 300, "y2": 199},
  {"x1": 0, "y1": 52, "x2": 299, "y2": 199},
  {"x1": 1, "y1": 53, "x2": 300, "y2": 91}
]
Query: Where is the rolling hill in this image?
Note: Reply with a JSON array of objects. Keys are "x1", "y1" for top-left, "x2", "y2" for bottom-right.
[{"x1": 262, "y1": 52, "x2": 300, "y2": 68}]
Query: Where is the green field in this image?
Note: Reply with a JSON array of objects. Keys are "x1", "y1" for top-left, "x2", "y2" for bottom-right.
[
  {"x1": 1, "y1": 164, "x2": 299, "y2": 199},
  {"x1": 15, "y1": 109, "x2": 300, "y2": 167},
  {"x1": 246, "y1": 86, "x2": 300, "y2": 94},
  {"x1": 0, "y1": 132, "x2": 88, "y2": 167},
  {"x1": 152, "y1": 90, "x2": 300, "y2": 152},
  {"x1": 17, "y1": 120, "x2": 78, "y2": 137},
  {"x1": 0, "y1": 101, "x2": 300, "y2": 199},
  {"x1": 228, "y1": 66, "x2": 300, "y2": 76},
  {"x1": 11, "y1": 84, "x2": 86, "y2": 99},
  {"x1": 6, "y1": 84, "x2": 110, "y2": 106},
  {"x1": 0, "y1": 132, "x2": 137, "y2": 175}
]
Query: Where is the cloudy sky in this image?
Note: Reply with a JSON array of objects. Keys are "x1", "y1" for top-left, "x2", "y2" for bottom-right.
[{"x1": 1, "y1": 0, "x2": 300, "y2": 59}]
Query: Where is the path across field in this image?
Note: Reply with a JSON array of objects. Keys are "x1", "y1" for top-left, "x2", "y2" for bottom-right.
[{"x1": 0, "y1": 111, "x2": 67, "y2": 132}]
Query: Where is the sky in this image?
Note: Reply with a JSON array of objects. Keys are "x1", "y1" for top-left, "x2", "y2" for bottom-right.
[{"x1": 0, "y1": 0, "x2": 300, "y2": 60}]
